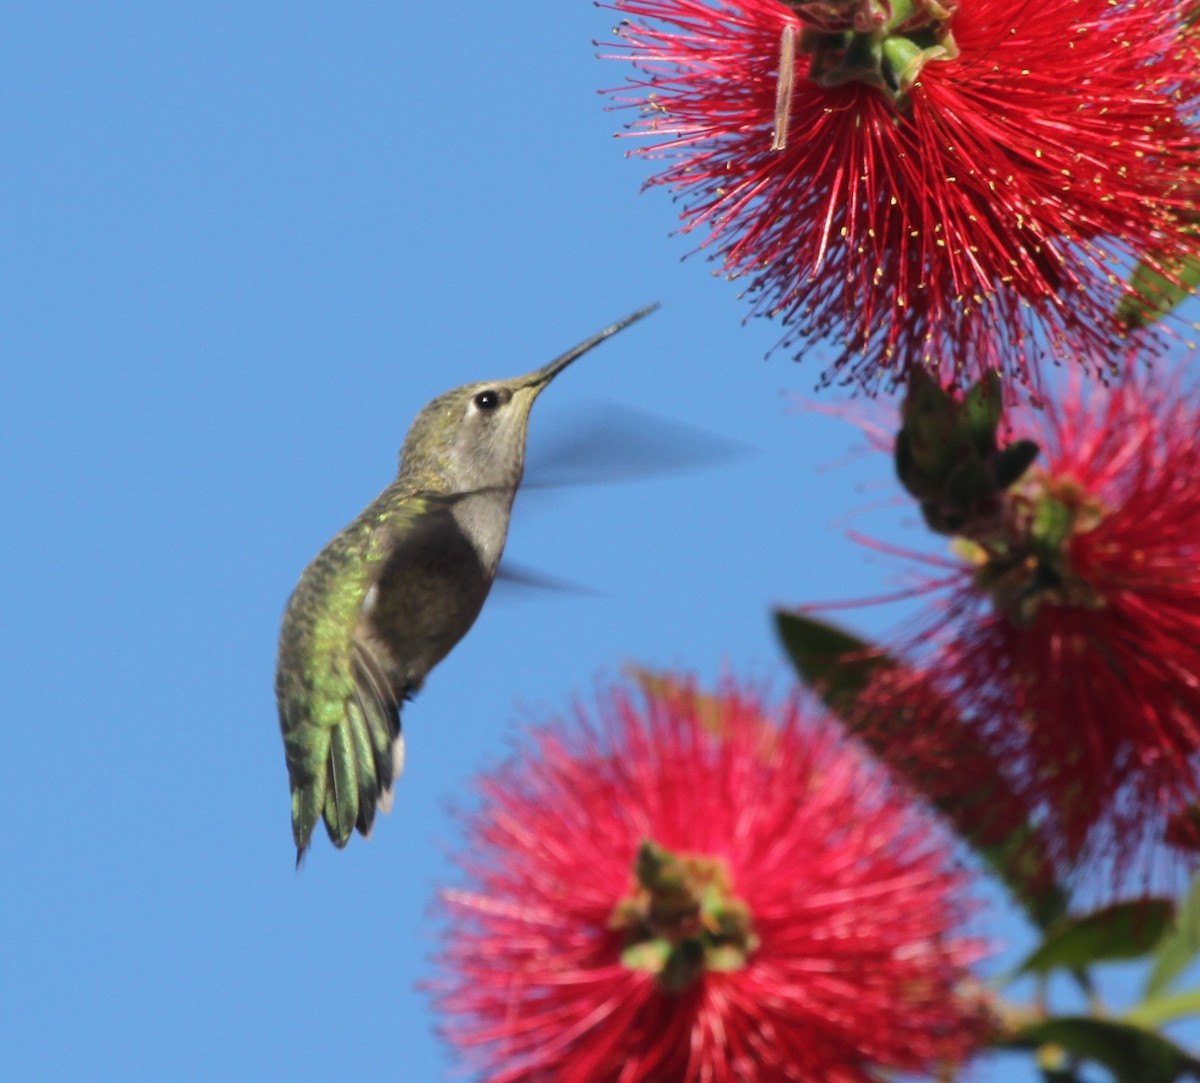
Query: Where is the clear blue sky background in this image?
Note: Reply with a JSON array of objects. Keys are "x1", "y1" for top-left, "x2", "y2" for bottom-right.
[{"x1": 3, "y1": 5, "x2": 1186, "y2": 1081}]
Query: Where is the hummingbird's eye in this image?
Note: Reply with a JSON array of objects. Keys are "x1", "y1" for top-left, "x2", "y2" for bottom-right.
[{"x1": 473, "y1": 390, "x2": 501, "y2": 412}]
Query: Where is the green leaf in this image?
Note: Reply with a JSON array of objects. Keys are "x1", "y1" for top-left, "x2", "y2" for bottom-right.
[
  {"x1": 1039, "y1": 1070, "x2": 1086, "y2": 1083},
  {"x1": 945, "y1": 457, "x2": 993, "y2": 511},
  {"x1": 1146, "y1": 872, "x2": 1200, "y2": 998},
  {"x1": 902, "y1": 370, "x2": 969, "y2": 475},
  {"x1": 1126, "y1": 989, "x2": 1200, "y2": 1030},
  {"x1": 962, "y1": 371, "x2": 1003, "y2": 456},
  {"x1": 1117, "y1": 239, "x2": 1200, "y2": 330},
  {"x1": 995, "y1": 439, "x2": 1040, "y2": 490},
  {"x1": 773, "y1": 610, "x2": 885, "y2": 716},
  {"x1": 919, "y1": 499, "x2": 968, "y2": 536},
  {"x1": 774, "y1": 610, "x2": 1068, "y2": 928},
  {"x1": 1002, "y1": 1016, "x2": 1200, "y2": 1083},
  {"x1": 894, "y1": 428, "x2": 917, "y2": 493},
  {"x1": 1018, "y1": 899, "x2": 1174, "y2": 975}
]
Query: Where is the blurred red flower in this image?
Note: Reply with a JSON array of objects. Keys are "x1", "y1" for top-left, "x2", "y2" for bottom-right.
[
  {"x1": 604, "y1": 0, "x2": 1200, "y2": 395},
  {"x1": 431, "y1": 679, "x2": 988, "y2": 1082},
  {"x1": 852, "y1": 369, "x2": 1200, "y2": 873},
  {"x1": 843, "y1": 662, "x2": 1062, "y2": 912}
]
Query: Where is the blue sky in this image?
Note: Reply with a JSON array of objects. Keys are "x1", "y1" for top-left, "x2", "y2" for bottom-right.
[{"x1": 3, "y1": 5, "x2": 1180, "y2": 1081}]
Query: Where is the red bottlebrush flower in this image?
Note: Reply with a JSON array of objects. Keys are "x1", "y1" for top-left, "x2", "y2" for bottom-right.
[
  {"x1": 841, "y1": 662, "x2": 1064, "y2": 920},
  {"x1": 430, "y1": 679, "x2": 988, "y2": 1082},
  {"x1": 847, "y1": 369, "x2": 1200, "y2": 874},
  {"x1": 603, "y1": 0, "x2": 1200, "y2": 395}
]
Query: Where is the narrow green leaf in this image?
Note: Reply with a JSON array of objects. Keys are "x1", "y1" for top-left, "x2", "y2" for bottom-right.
[
  {"x1": 1002, "y1": 1016, "x2": 1200, "y2": 1083},
  {"x1": 919, "y1": 500, "x2": 968, "y2": 536},
  {"x1": 1018, "y1": 899, "x2": 1174, "y2": 975},
  {"x1": 1125, "y1": 989, "x2": 1200, "y2": 1030},
  {"x1": 945, "y1": 457, "x2": 993, "y2": 511},
  {"x1": 1039, "y1": 1068, "x2": 1086, "y2": 1083},
  {"x1": 900, "y1": 364, "x2": 947, "y2": 425},
  {"x1": 1146, "y1": 871, "x2": 1200, "y2": 998},
  {"x1": 894, "y1": 428, "x2": 917, "y2": 494},
  {"x1": 1117, "y1": 240, "x2": 1200, "y2": 330},
  {"x1": 962, "y1": 371, "x2": 1002, "y2": 455},
  {"x1": 994, "y1": 439, "x2": 1040, "y2": 490},
  {"x1": 774, "y1": 610, "x2": 1067, "y2": 928},
  {"x1": 773, "y1": 610, "x2": 885, "y2": 716}
]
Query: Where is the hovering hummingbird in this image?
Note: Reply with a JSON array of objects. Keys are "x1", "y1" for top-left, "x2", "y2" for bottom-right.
[{"x1": 276, "y1": 304, "x2": 659, "y2": 863}]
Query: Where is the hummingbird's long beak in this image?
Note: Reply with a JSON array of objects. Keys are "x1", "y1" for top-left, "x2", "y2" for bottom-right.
[{"x1": 521, "y1": 303, "x2": 661, "y2": 394}]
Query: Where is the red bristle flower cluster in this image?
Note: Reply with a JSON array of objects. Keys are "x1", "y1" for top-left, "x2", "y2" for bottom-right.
[
  {"x1": 869, "y1": 370, "x2": 1200, "y2": 872},
  {"x1": 844, "y1": 664, "x2": 1060, "y2": 900},
  {"x1": 604, "y1": 0, "x2": 1200, "y2": 395},
  {"x1": 431, "y1": 679, "x2": 988, "y2": 1082}
]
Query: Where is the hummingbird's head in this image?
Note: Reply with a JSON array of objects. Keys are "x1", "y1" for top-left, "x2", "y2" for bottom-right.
[
  {"x1": 397, "y1": 304, "x2": 660, "y2": 496},
  {"x1": 398, "y1": 373, "x2": 554, "y2": 496}
]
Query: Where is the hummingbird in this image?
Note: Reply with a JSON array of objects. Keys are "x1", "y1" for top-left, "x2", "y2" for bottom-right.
[{"x1": 276, "y1": 304, "x2": 659, "y2": 863}]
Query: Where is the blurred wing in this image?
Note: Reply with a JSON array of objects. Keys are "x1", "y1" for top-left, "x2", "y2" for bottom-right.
[
  {"x1": 493, "y1": 560, "x2": 601, "y2": 598},
  {"x1": 523, "y1": 400, "x2": 749, "y2": 488}
]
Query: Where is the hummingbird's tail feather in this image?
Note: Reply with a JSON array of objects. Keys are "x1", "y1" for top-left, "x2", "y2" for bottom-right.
[
  {"x1": 283, "y1": 640, "x2": 405, "y2": 862},
  {"x1": 290, "y1": 734, "x2": 329, "y2": 867},
  {"x1": 377, "y1": 734, "x2": 405, "y2": 815},
  {"x1": 346, "y1": 700, "x2": 381, "y2": 838},
  {"x1": 322, "y1": 695, "x2": 396, "y2": 847},
  {"x1": 324, "y1": 722, "x2": 361, "y2": 847},
  {"x1": 350, "y1": 694, "x2": 386, "y2": 832},
  {"x1": 352, "y1": 639, "x2": 404, "y2": 816}
]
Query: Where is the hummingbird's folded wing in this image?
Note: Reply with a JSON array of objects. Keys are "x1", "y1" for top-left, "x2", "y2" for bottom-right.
[{"x1": 277, "y1": 508, "x2": 407, "y2": 865}]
